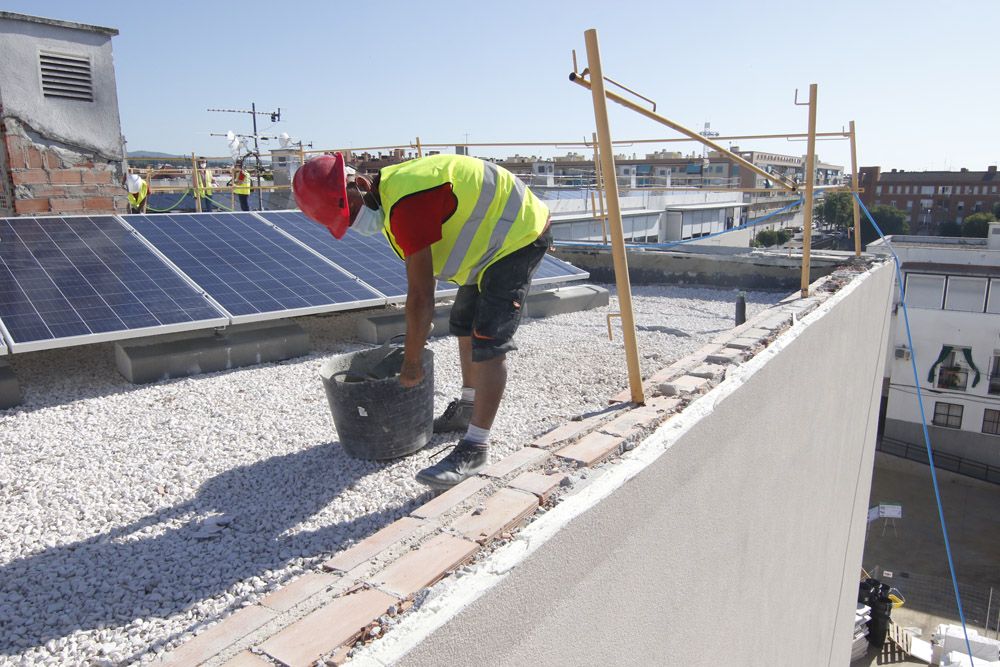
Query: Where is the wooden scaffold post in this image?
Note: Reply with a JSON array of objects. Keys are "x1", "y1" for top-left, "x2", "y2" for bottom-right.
[{"x1": 583, "y1": 28, "x2": 644, "y2": 404}]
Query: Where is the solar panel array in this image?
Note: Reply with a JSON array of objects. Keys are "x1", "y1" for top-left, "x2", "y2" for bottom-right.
[
  {"x1": 0, "y1": 216, "x2": 227, "y2": 353},
  {"x1": 125, "y1": 213, "x2": 383, "y2": 322},
  {"x1": 0, "y1": 211, "x2": 588, "y2": 354}
]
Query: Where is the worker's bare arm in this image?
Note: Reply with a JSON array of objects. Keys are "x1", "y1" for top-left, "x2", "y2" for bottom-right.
[{"x1": 400, "y1": 246, "x2": 435, "y2": 387}]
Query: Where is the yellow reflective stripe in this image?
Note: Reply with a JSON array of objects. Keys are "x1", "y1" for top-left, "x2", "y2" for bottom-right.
[
  {"x1": 464, "y1": 176, "x2": 526, "y2": 282},
  {"x1": 441, "y1": 161, "x2": 497, "y2": 280}
]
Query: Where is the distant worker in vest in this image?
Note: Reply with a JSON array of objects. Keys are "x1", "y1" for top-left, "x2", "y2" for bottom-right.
[
  {"x1": 294, "y1": 153, "x2": 551, "y2": 490},
  {"x1": 124, "y1": 173, "x2": 148, "y2": 214},
  {"x1": 228, "y1": 160, "x2": 252, "y2": 211},
  {"x1": 197, "y1": 159, "x2": 213, "y2": 212}
]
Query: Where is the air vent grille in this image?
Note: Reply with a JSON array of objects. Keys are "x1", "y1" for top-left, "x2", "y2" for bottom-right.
[{"x1": 39, "y1": 51, "x2": 93, "y2": 102}]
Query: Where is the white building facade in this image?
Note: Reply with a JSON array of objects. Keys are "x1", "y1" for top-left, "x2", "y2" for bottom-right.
[{"x1": 869, "y1": 226, "x2": 1000, "y2": 478}]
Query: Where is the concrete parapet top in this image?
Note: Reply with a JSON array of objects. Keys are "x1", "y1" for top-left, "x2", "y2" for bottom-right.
[{"x1": 0, "y1": 11, "x2": 118, "y2": 36}]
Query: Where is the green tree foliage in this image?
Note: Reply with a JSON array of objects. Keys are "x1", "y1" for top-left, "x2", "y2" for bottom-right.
[
  {"x1": 938, "y1": 221, "x2": 963, "y2": 237},
  {"x1": 860, "y1": 206, "x2": 909, "y2": 245},
  {"x1": 754, "y1": 228, "x2": 794, "y2": 247},
  {"x1": 814, "y1": 192, "x2": 854, "y2": 228},
  {"x1": 992, "y1": 202, "x2": 1000, "y2": 219},
  {"x1": 962, "y1": 212, "x2": 995, "y2": 238}
]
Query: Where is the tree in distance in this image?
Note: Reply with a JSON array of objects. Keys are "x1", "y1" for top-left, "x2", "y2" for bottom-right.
[
  {"x1": 814, "y1": 192, "x2": 854, "y2": 229},
  {"x1": 861, "y1": 205, "x2": 909, "y2": 245},
  {"x1": 961, "y1": 212, "x2": 994, "y2": 238}
]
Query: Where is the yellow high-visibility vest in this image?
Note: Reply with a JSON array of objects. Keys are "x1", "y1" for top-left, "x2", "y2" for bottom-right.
[
  {"x1": 379, "y1": 155, "x2": 549, "y2": 286},
  {"x1": 127, "y1": 180, "x2": 148, "y2": 209},
  {"x1": 232, "y1": 169, "x2": 251, "y2": 196},
  {"x1": 197, "y1": 168, "x2": 213, "y2": 197}
]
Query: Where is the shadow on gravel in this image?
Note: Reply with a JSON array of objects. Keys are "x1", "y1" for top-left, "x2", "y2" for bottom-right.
[{"x1": 0, "y1": 441, "x2": 416, "y2": 657}]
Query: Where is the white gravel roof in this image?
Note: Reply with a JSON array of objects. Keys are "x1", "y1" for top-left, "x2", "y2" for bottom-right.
[{"x1": 0, "y1": 283, "x2": 783, "y2": 665}]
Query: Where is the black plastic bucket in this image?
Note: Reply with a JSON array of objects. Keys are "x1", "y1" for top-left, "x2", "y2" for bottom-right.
[{"x1": 319, "y1": 342, "x2": 434, "y2": 460}]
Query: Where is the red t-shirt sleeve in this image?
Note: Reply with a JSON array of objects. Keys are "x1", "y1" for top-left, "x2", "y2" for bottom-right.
[{"x1": 388, "y1": 183, "x2": 458, "y2": 257}]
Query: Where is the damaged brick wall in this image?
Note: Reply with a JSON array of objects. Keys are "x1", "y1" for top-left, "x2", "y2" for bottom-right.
[{"x1": 1, "y1": 117, "x2": 126, "y2": 217}]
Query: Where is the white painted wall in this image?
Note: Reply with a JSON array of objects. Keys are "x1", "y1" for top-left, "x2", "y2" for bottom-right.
[
  {"x1": 392, "y1": 263, "x2": 894, "y2": 667},
  {"x1": 0, "y1": 14, "x2": 123, "y2": 158}
]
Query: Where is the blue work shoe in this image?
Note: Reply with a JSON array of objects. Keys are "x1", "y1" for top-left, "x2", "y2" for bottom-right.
[
  {"x1": 433, "y1": 398, "x2": 474, "y2": 433},
  {"x1": 416, "y1": 440, "x2": 488, "y2": 490}
]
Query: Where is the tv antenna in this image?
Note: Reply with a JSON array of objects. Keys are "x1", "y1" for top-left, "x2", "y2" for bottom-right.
[{"x1": 208, "y1": 102, "x2": 281, "y2": 210}]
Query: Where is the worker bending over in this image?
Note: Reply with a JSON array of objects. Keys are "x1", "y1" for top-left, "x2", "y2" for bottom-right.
[
  {"x1": 294, "y1": 153, "x2": 551, "y2": 489},
  {"x1": 124, "y1": 173, "x2": 148, "y2": 214}
]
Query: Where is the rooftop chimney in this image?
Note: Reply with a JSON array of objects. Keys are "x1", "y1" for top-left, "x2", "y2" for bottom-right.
[{"x1": 961, "y1": 168, "x2": 969, "y2": 172}]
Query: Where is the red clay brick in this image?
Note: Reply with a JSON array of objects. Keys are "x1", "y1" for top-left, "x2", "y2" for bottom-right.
[
  {"x1": 452, "y1": 488, "x2": 538, "y2": 544},
  {"x1": 25, "y1": 147, "x2": 43, "y2": 169},
  {"x1": 158, "y1": 605, "x2": 275, "y2": 667},
  {"x1": 14, "y1": 198, "x2": 50, "y2": 214},
  {"x1": 322, "y1": 517, "x2": 426, "y2": 573},
  {"x1": 479, "y1": 446, "x2": 549, "y2": 479},
  {"x1": 508, "y1": 471, "x2": 567, "y2": 502},
  {"x1": 645, "y1": 395, "x2": 682, "y2": 413},
  {"x1": 43, "y1": 151, "x2": 63, "y2": 169},
  {"x1": 50, "y1": 198, "x2": 84, "y2": 213},
  {"x1": 598, "y1": 405, "x2": 664, "y2": 438},
  {"x1": 221, "y1": 651, "x2": 272, "y2": 667},
  {"x1": 4, "y1": 133, "x2": 23, "y2": 150},
  {"x1": 532, "y1": 405, "x2": 628, "y2": 449},
  {"x1": 555, "y1": 431, "x2": 624, "y2": 467},
  {"x1": 49, "y1": 169, "x2": 82, "y2": 184},
  {"x1": 410, "y1": 476, "x2": 489, "y2": 520},
  {"x1": 368, "y1": 534, "x2": 478, "y2": 597},
  {"x1": 84, "y1": 196, "x2": 115, "y2": 210},
  {"x1": 82, "y1": 170, "x2": 114, "y2": 184},
  {"x1": 260, "y1": 572, "x2": 339, "y2": 613},
  {"x1": 11, "y1": 169, "x2": 48, "y2": 185},
  {"x1": 259, "y1": 589, "x2": 396, "y2": 667}
]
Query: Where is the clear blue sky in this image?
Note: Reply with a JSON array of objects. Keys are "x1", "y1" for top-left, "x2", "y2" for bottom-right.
[{"x1": 11, "y1": 0, "x2": 1000, "y2": 171}]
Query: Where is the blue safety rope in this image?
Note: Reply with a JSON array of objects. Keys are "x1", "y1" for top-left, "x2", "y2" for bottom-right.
[
  {"x1": 552, "y1": 196, "x2": 804, "y2": 250},
  {"x1": 854, "y1": 192, "x2": 975, "y2": 665}
]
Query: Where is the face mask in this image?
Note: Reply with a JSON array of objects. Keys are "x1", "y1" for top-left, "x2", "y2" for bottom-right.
[{"x1": 352, "y1": 204, "x2": 384, "y2": 237}]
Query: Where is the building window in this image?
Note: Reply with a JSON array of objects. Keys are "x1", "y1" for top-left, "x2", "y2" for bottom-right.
[
  {"x1": 907, "y1": 200, "x2": 914, "y2": 209},
  {"x1": 932, "y1": 402, "x2": 963, "y2": 429},
  {"x1": 38, "y1": 51, "x2": 94, "y2": 102},
  {"x1": 984, "y1": 409, "x2": 1000, "y2": 435},
  {"x1": 990, "y1": 355, "x2": 1000, "y2": 395},
  {"x1": 945, "y1": 277, "x2": 988, "y2": 312},
  {"x1": 904, "y1": 273, "x2": 945, "y2": 309},
  {"x1": 890, "y1": 200, "x2": 897, "y2": 208},
  {"x1": 876, "y1": 186, "x2": 882, "y2": 194},
  {"x1": 931, "y1": 346, "x2": 981, "y2": 391}
]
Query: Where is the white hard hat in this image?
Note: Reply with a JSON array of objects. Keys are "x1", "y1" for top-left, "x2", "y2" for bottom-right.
[{"x1": 125, "y1": 173, "x2": 142, "y2": 194}]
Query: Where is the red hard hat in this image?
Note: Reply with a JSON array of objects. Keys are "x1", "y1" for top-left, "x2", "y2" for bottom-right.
[{"x1": 293, "y1": 153, "x2": 350, "y2": 239}]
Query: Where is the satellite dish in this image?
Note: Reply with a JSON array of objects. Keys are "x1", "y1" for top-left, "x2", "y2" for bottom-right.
[
  {"x1": 279, "y1": 132, "x2": 291, "y2": 148},
  {"x1": 226, "y1": 130, "x2": 236, "y2": 142}
]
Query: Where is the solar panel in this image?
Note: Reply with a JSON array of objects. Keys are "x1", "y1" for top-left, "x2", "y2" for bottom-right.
[
  {"x1": 0, "y1": 215, "x2": 228, "y2": 353},
  {"x1": 532, "y1": 254, "x2": 590, "y2": 286},
  {"x1": 256, "y1": 210, "x2": 409, "y2": 299},
  {"x1": 257, "y1": 210, "x2": 586, "y2": 297},
  {"x1": 124, "y1": 212, "x2": 384, "y2": 323}
]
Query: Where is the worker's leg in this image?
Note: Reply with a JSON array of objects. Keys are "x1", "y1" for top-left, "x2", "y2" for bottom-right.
[
  {"x1": 469, "y1": 353, "x2": 507, "y2": 430},
  {"x1": 417, "y1": 229, "x2": 551, "y2": 489},
  {"x1": 432, "y1": 291, "x2": 477, "y2": 433},
  {"x1": 457, "y1": 335, "x2": 473, "y2": 388}
]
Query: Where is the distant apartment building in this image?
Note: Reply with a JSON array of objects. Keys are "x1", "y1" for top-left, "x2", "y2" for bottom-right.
[
  {"x1": 858, "y1": 165, "x2": 1000, "y2": 233},
  {"x1": 0, "y1": 12, "x2": 127, "y2": 216},
  {"x1": 868, "y1": 226, "x2": 1000, "y2": 479}
]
